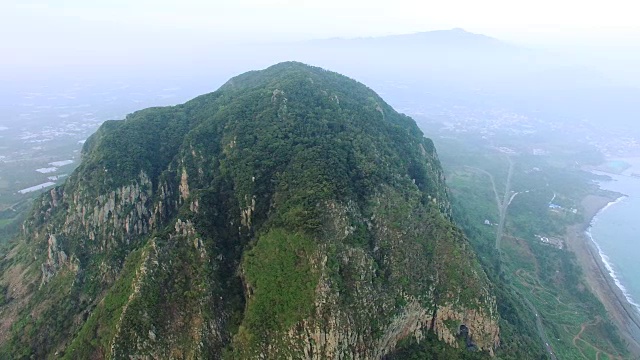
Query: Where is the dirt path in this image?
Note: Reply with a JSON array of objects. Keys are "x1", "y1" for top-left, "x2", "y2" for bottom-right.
[
  {"x1": 573, "y1": 317, "x2": 601, "y2": 346},
  {"x1": 572, "y1": 316, "x2": 627, "y2": 360},
  {"x1": 516, "y1": 264, "x2": 626, "y2": 359}
]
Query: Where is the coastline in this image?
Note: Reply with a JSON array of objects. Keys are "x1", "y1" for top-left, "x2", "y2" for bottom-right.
[{"x1": 565, "y1": 194, "x2": 640, "y2": 355}]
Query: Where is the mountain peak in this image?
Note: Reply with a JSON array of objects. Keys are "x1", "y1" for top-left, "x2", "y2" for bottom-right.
[{"x1": 1, "y1": 62, "x2": 500, "y2": 358}]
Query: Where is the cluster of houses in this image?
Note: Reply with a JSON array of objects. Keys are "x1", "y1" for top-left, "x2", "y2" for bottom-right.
[
  {"x1": 548, "y1": 203, "x2": 578, "y2": 214},
  {"x1": 535, "y1": 235, "x2": 564, "y2": 249}
]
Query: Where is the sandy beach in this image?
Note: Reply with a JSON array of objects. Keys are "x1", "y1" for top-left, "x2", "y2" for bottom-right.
[{"x1": 565, "y1": 194, "x2": 640, "y2": 356}]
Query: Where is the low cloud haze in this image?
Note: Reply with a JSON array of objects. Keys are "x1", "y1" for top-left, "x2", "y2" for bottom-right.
[
  {"x1": 2, "y1": 0, "x2": 640, "y2": 135},
  {"x1": 3, "y1": 1, "x2": 640, "y2": 72}
]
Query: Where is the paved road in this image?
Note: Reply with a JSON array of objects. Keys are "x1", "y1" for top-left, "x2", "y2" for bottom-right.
[
  {"x1": 522, "y1": 297, "x2": 558, "y2": 360},
  {"x1": 494, "y1": 157, "x2": 514, "y2": 250},
  {"x1": 466, "y1": 155, "x2": 514, "y2": 251},
  {"x1": 467, "y1": 159, "x2": 557, "y2": 359}
]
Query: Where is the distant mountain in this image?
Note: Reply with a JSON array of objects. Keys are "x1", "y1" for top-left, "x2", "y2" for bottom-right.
[
  {"x1": 313, "y1": 28, "x2": 516, "y2": 52},
  {"x1": 288, "y1": 29, "x2": 544, "y2": 89},
  {"x1": 297, "y1": 29, "x2": 640, "y2": 134},
  {"x1": 0, "y1": 62, "x2": 511, "y2": 358}
]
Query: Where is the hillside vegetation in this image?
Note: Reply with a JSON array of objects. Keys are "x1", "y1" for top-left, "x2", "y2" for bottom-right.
[{"x1": 0, "y1": 62, "x2": 527, "y2": 358}]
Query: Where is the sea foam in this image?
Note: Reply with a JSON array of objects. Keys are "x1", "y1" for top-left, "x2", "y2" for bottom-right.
[{"x1": 587, "y1": 196, "x2": 640, "y2": 315}]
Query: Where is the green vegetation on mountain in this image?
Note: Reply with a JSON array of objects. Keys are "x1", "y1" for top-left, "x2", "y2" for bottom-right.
[{"x1": 0, "y1": 62, "x2": 555, "y2": 359}]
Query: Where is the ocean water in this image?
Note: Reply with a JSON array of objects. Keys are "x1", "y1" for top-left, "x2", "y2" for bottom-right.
[{"x1": 588, "y1": 160, "x2": 640, "y2": 316}]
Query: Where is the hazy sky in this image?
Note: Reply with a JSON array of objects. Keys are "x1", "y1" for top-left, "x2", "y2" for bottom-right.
[{"x1": 3, "y1": 0, "x2": 640, "y2": 68}]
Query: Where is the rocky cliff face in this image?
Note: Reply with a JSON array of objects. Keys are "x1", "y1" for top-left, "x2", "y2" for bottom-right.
[{"x1": 0, "y1": 62, "x2": 499, "y2": 359}]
